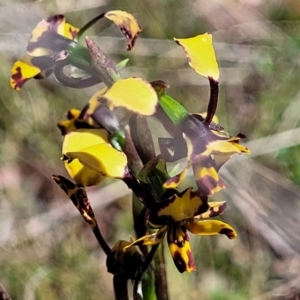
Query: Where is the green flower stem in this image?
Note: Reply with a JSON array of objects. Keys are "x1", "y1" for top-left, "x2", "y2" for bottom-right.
[{"x1": 158, "y1": 93, "x2": 189, "y2": 125}]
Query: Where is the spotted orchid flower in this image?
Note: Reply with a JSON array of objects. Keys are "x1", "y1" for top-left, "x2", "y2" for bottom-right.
[
  {"x1": 124, "y1": 189, "x2": 236, "y2": 273},
  {"x1": 154, "y1": 34, "x2": 250, "y2": 197},
  {"x1": 10, "y1": 15, "x2": 79, "y2": 90},
  {"x1": 10, "y1": 10, "x2": 142, "y2": 90}
]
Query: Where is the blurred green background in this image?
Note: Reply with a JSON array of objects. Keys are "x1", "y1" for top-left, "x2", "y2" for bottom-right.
[{"x1": 1, "y1": 0, "x2": 300, "y2": 299}]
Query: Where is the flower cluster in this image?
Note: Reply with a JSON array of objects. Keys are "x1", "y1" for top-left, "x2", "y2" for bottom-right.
[{"x1": 11, "y1": 10, "x2": 250, "y2": 297}]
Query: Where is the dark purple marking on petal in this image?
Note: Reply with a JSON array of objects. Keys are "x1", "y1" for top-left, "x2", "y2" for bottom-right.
[{"x1": 219, "y1": 228, "x2": 235, "y2": 239}]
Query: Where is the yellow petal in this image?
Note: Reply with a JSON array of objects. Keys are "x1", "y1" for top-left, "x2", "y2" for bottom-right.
[
  {"x1": 205, "y1": 137, "x2": 251, "y2": 156},
  {"x1": 149, "y1": 188, "x2": 206, "y2": 225},
  {"x1": 64, "y1": 22, "x2": 79, "y2": 40},
  {"x1": 123, "y1": 226, "x2": 168, "y2": 251},
  {"x1": 62, "y1": 129, "x2": 109, "y2": 186},
  {"x1": 66, "y1": 143, "x2": 127, "y2": 178},
  {"x1": 57, "y1": 109, "x2": 82, "y2": 135},
  {"x1": 174, "y1": 33, "x2": 219, "y2": 81},
  {"x1": 167, "y1": 224, "x2": 196, "y2": 273},
  {"x1": 103, "y1": 78, "x2": 158, "y2": 115},
  {"x1": 105, "y1": 10, "x2": 142, "y2": 50},
  {"x1": 186, "y1": 220, "x2": 237, "y2": 239},
  {"x1": 63, "y1": 129, "x2": 109, "y2": 153},
  {"x1": 10, "y1": 59, "x2": 41, "y2": 90}
]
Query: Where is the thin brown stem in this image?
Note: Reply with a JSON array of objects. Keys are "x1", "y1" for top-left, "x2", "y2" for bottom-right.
[
  {"x1": 154, "y1": 243, "x2": 169, "y2": 300},
  {"x1": 204, "y1": 77, "x2": 219, "y2": 126},
  {"x1": 113, "y1": 275, "x2": 129, "y2": 300}
]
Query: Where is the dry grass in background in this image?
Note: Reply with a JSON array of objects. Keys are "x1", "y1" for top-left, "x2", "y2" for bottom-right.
[{"x1": 1, "y1": 0, "x2": 300, "y2": 299}]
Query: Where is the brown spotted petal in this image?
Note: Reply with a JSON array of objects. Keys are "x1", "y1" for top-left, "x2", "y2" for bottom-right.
[
  {"x1": 192, "y1": 157, "x2": 226, "y2": 197},
  {"x1": 167, "y1": 223, "x2": 196, "y2": 273},
  {"x1": 51, "y1": 174, "x2": 97, "y2": 228},
  {"x1": 57, "y1": 108, "x2": 98, "y2": 136},
  {"x1": 27, "y1": 15, "x2": 74, "y2": 57},
  {"x1": 10, "y1": 59, "x2": 40, "y2": 90},
  {"x1": 57, "y1": 109, "x2": 81, "y2": 135},
  {"x1": 10, "y1": 55, "x2": 55, "y2": 90},
  {"x1": 194, "y1": 201, "x2": 227, "y2": 219},
  {"x1": 186, "y1": 219, "x2": 237, "y2": 239},
  {"x1": 148, "y1": 188, "x2": 208, "y2": 227},
  {"x1": 104, "y1": 10, "x2": 142, "y2": 50}
]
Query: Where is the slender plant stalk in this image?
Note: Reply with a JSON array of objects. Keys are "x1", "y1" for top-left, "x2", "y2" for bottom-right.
[
  {"x1": 154, "y1": 244, "x2": 169, "y2": 300},
  {"x1": 113, "y1": 275, "x2": 129, "y2": 300},
  {"x1": 86, "y1": 36, "x2": 169, "y2": 299},
  {"x1": 203, "y1": 77, "x2": 219, "y2": 126}
]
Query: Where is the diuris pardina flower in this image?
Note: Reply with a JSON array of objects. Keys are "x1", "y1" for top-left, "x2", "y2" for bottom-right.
[
  {"x1": 154, "y1": 34, "x2": 250, "y2": 197},
  {"x1": 10, "y1": 10, "x2": 142, "y2": 90},
  {"x1": 124, "y1": 185, "x2": 236, "y2": 273},
  {"x1": 118, "y1": 158, "x2": 236, "y2": 273}
]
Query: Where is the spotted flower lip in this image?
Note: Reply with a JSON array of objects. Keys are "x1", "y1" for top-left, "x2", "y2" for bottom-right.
[
  {"x1": 124, "y1": 196, "x2": 237, "y2": 273},
  {"x1": 10, "y1": 15, "x2": 79, "y2": 90}
]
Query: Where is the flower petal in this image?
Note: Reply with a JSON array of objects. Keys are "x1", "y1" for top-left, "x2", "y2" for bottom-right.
[
  {"x1": 63, "y1": 128, "x2": 109, "y2": 152},
  {"x1": 192, "y1": 158, "x2": 226, "y2": 197},
  {"x1": 27, "y1": 15, "x2": 72, "y2": 57},
  {"x1": 64, "y1": 22, "x2": 79, "y2": 40},
  {"x1": 174, "y1": 34, "x2": 219, "y2": 81},
  {"x1": 57, "y1": 108, "x2": 98, "y2": 135},
  {"x1": 181, "y1": 115, "x2": 250, "y2": 162},
  {"x1": 65, "y1": 143, "x2": 127, "y2": 179},
  {"x1": 102, "y1": 78, "x2": 158, "y2": 115},
  {"x1": 62, "y1": 129, "x2": 109, "y2": 186},
  {"x1": 104, "y1": 10, "x2": 142, "y2": 50},
  {"x1": 123, "y1": 226, "x2": 168, "y2": 250},
  {"x1": 10, "y1": 60, "x2": 41, "y2": 90},
  {"x1": 51, "y1": 174, "x2": 97, "y2": 228},
  {"x1": 194, "y1": 201, "x2": 227, "y2": 219},
  {"x1": 186, "y1": 220, "x2": 237, "y2": 239},
  {"x1": 148, "y1": 188, "x2": 208, "y2": 226},
  {"x1": 167, "y1": 224, "x2": 196, "y2": 273},
  {"x1": 204, "y1": 136, "x2": 251, "y2": 157}
]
